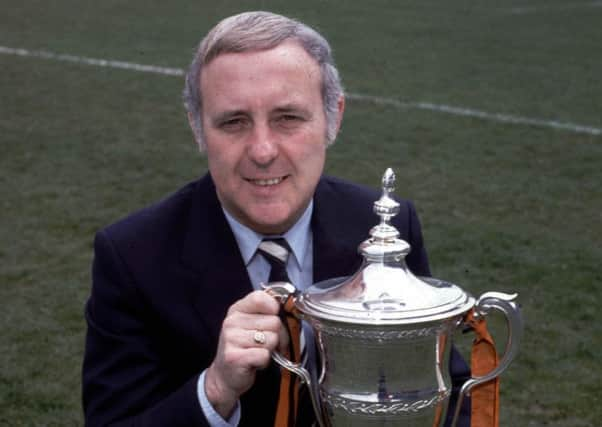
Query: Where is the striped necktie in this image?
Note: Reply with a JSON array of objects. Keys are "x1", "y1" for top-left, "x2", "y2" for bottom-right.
[{"x1": 257, "y1": 238, "x2": 291, "y2": 283}]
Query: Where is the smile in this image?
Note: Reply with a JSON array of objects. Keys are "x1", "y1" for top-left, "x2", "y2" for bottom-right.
[{"x1": 247, "y1": 176, "x2": 287, "y2": 186}]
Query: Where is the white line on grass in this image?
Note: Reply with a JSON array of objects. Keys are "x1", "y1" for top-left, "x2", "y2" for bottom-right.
[
  {"x1": 509, "y1": 1, "x2": 602, "y2": 15},
  {"x1": 347, "y1": 94, "x2": 602, "y2": 136},
  {"x1": 1, "y1": 45, "x2": 600, "y2": 137},
  {"x1": 0, "y1": 46, "x2": 184, "y2": 76}
]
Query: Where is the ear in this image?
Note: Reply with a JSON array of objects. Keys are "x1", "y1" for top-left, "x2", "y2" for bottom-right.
[
  {"x1": 187, "y1": 112, "x2": 204, "y2": 151},
  {"x1": 335, "y1": 95, "x2": 345, "y2": 133}
]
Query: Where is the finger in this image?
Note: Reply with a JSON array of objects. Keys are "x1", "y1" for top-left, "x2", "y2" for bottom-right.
[
  {"x1": 241, "y1": 329, "x2": 279, "y2": 351},
  {"x1": 219, "y1": 344, "x2": 273, "y2": 371},
  {"x1": 220, "y1": 325, "x2": 280, "y2": 350},
  {"x1": 233, "y1": 347, "x2": 273, "y2": 370},
  {"x1": 222, "y1": 311, "x2": 283, "y2": 335},
  {"x1": 206, "y1": 345, "x2": 272, "y2": 401},
  {"x1": 251, "y1": 329, "x2": 268, "y2": 347},
  {"x1": 228, "y1": 290, "x2": 280, "y2": 316}
]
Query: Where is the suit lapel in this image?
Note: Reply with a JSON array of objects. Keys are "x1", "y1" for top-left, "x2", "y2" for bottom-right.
[{"x1": 180, "y1": 174, "x2": 254, "y2": 344}]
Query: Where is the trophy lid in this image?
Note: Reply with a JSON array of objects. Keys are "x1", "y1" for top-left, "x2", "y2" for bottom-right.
[{"x1": 297, "y1": 168, "x2": 474, "y2": 325}]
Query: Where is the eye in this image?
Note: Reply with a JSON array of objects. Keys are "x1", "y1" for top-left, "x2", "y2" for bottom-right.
[
  {"x1": 275, "y1": 114, "x2": 305, "y2": 128},
  {"x1": 219, "y1": 117, "x2": 249, "y2": 132}
]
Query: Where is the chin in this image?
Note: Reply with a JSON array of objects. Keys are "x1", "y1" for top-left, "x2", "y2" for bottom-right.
[
  {"x1": 253, "y1": 220, "x2": 289, "y2": 235},
  {"x1": 248, "y1": 213, "x2": 293, "y2": 235}
]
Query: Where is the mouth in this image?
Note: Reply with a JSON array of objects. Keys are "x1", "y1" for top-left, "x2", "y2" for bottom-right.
[{"x1": 246, "y1": 176, "x2": 288, "y2": 187}]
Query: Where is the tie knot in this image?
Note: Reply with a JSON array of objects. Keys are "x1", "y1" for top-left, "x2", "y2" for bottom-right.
[
  {"x1": 257, "y1": 238, "x2": 290, "y2": 265},
  {"x1": 257, "y1": 238, "x2": 292, "y2": 284}
]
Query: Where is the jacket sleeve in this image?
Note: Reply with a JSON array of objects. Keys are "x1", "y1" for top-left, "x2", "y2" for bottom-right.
[{"x1": 82, "y1": 230, "x2": 210, "y2": 427}]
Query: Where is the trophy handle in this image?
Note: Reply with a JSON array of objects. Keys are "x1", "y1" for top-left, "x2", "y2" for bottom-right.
[
  {"x1": 450, "y1": 292, "x2": 523, "y2": 427},
  {"x1": 263, "y1": 283, "x2": 327, "y2": 427}
]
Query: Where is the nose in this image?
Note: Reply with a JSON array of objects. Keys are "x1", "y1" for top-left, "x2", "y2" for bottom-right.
[{"x1": 247, "y1": 122, "x2": 278, "y2": 167}]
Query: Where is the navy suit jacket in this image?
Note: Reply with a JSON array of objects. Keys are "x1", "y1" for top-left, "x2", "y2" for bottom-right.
[{"x1": 83, "y1": 174, "x2": 470, "y2": 426}]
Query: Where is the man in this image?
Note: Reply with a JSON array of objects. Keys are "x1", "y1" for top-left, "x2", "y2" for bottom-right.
[{"x1": 82, "y1": 11, "x2": 470, "y2": 426}]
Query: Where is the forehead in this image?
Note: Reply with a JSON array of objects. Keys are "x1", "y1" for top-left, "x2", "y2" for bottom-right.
[
  {"x1": 205, "y1": 39, "x2": 320, "y2": 72},
  {"x1": 200, "y1": 42, "x2": 323, "y2": 108}
]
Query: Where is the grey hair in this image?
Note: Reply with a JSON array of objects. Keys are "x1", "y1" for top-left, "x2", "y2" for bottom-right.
[{"x1": 183, "y1": 11, "x2": 344, "y2": 151}]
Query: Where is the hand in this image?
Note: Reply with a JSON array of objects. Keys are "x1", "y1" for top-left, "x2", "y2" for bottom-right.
[{"x1": 204, "y1": 290, "x2": 288, "y2": 419}]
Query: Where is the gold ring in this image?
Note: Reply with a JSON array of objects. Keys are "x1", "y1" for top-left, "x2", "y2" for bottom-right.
[{"x1": 253, "y1": 330, "x2": 266, "y2": 345}]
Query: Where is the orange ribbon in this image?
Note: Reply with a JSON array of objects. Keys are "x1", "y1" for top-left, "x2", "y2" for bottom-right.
[
  {"x1": 465, "y1": 309, "x2": 500, "y2": 427},
  {"x1": 273, "y1": 296, "x2": 302, "y2": 427}
]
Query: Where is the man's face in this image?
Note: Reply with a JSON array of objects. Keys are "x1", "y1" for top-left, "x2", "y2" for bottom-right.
[{"x1": 197, "y1": 41, "x2": 343, "y2": 235}]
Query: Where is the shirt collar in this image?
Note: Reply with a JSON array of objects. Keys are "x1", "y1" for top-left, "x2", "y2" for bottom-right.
[{"x1": 222, "y1": 201, "x2": 313, "y2": 268}]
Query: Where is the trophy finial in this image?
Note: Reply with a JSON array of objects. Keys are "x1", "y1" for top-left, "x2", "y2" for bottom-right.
[
  {"x1": 360, "y1": 167, "x2": 409, "y2": 260},
  {"x1": 382, "y1": 168, "x2": 395, "y2": 194},
  {"x1": 373, "y1": 168, "x2": 400, "y2": 228}
]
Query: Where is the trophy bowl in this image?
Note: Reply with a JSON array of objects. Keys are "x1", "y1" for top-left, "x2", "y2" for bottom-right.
[{"x1": 266, "y1": 169, "x2": 522, "y2": 427}]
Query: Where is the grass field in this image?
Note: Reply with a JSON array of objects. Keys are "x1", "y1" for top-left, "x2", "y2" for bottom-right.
[{"x1": 1, "y1": 1, "x2": 601, "y2": 426}]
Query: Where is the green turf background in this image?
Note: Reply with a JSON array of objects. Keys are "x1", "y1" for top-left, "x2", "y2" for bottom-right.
[{"x1": 1, "y1": 1, "x2": 601, "y2": 425}]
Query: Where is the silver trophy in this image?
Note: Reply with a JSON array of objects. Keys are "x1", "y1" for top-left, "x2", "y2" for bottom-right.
[{"x1": 266, "y1": 168, "x2": 522, "y2": 427}]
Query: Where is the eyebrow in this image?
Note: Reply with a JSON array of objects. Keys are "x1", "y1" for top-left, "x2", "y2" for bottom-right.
[
  {"x1": 272, "y1": 104, "x2": 312, "y2": 117},
  {"x1": 211, "y1": 110, "x2": 247, "y2": 125}
]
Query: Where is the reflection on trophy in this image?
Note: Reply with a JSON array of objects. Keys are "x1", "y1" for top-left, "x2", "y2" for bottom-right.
[{"x1": 266, "y1": 168, "x2": 522, "y2": 427}]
